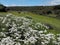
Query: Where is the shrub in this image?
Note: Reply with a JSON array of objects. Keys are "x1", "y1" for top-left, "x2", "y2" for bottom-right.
[
  {"x1": 0, "y1": 14, "x2": 60, "y2": 45},
  {"x1": 0, "y1": 4, "x2": 6, "y2": 12}
]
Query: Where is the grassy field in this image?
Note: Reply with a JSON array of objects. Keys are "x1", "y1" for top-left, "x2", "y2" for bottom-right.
[{"x1": 0, "y1": 11, "x2": 60, "y2": 34}]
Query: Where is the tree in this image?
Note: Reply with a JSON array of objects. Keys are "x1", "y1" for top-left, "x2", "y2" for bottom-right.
[{"x1": 0, "y1": 4, "x2": 6, "y2": 12}]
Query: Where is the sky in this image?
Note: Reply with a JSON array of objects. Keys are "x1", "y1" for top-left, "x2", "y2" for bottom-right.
[{"x1": 0, "y1": 0, "x2": 60, "y2": 6}]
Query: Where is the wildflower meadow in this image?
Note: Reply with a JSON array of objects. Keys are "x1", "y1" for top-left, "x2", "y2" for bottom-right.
[{"x1": 0, "y1": 14, "x2": 60, "y2": 45}]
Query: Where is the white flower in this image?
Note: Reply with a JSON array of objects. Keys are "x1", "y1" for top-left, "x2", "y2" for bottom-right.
[
  {"x1": 44, "y1": 40, "x2": 49, "y2": 44},
  {"x1": 28, "y1": 36, "x2": 37, "y2": 44},
  {"x1": 2, "y1": 28, "x2": 5, "y2": 30},
  {"x1": 41, "y1": 42, "x2": 45, "y2": 45},
  {"x1": 1, "y1": 37, "x2": 15, "y2": 45},
  {"x1": 39, "y1": 31, "x2": 44, "y2": 34},
  {"x1": 0, "y1": 32, "x2": 6, "y2": 37},
  {"x1": 2, "y1": 17, "x2": 7, "y2": 23},
  {"x1": 9, "y1": 27, "x2": 17, "y2": 33},
  {"x1": 0, "y1": 14, "x2": 60, "y2": 45},
  {"x1": 57, "y1": 37, "x2": 60, "y2": 41},
  {"x1": 44, "y1": 30, "x2": 47, "y2": 33},
  {"x1": 15, "y1": 42, "x2": 21, "y2": 45},
  {"x1": 6, "y1": 13, "x2": 12, "y2": 17}
]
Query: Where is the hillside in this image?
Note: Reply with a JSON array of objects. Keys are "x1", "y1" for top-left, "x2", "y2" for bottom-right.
[
  {"x1": 0, "y1": 5, "x2": 60, "y2": 45},
  {"x1": 0, "y1": 13, "x2": 60, "y2": 45},
  {"x1": 0, "y1": 12, "x2": 60, "y2": 34},
  {"x1": 0, "y1": 4, "x2": 60, "y2": 18},
  {"x1": 5, "y1": 5, "x2": 60, "y2": 18}
]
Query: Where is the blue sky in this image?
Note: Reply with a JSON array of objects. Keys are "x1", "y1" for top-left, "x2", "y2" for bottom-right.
[{"x1": 0, "y1": 0, "x2": 60, "y2": 6}]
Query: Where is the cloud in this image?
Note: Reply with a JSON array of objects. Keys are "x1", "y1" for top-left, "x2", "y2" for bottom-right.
[
  {"x1": 4, "y1": 0, "x2": 60, "y2": 6},
  {"x1": 5, "y1": 4, "x2": 22, "y2": 6},
  {"x1": 5, "y1": 4, "x2": 32, "y2": 6},
  {"x1": 10, "y1": 4, "x2": 17, "y2": 6},
  {"x1": 49, "y1": 0, "x2": 60, "y2": 5},
  {"x1": 5, "y1": 4, "x2": 19, "y2": 6}
]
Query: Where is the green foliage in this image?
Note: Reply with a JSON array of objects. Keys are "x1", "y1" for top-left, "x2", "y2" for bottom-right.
[
  {"x1": 0, "y1": 14, "x2": 60, "y2": 45},
  {"x1": 10, "y1": 12, "x2": 60, "y2": 33},
  {"x1": 6, "y1": 5, "x2": 60, "y2": 18},
  {"x1": 0, "y1": 12, "x2": 60, "y2": 34},
  {"x1": 0, "y1": 4, "x2": 6, "y2": 12}
]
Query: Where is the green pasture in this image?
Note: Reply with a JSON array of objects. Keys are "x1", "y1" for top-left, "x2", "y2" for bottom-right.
[{"x1": 0, "y1": 12, "x2": 60, "y2": 34}]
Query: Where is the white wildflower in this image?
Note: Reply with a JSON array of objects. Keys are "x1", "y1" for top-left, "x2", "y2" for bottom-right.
[{"x1": 28, "y1": 36, "x2": 37, "y2": 44}]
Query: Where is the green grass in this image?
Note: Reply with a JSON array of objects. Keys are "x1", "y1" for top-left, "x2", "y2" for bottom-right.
[{"x1": 0, "y1": 11, "x2": 60, "y2": 34}]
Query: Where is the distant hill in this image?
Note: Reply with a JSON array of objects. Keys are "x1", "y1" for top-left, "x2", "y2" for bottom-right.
[
  {"x1": 0, "y1": 4, "x2": 6, "y2": 12},
  {"x1": 0, "y1": 4, "x2": 60, "y2": 18},
  {"x1": 6, "y1": 5, "x2": 60, "y2": 18},
  {"x1": 6, "y1": 5, "x2": 60, "y2": 14}
]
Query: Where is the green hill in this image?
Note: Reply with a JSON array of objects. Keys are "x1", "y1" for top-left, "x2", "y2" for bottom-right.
[
  {"x1": 6, "y1": 5, "x2": 60, "y2": 18},
  {"x1": 0, "y1": 12, "x2": 60, "y2": 34}
]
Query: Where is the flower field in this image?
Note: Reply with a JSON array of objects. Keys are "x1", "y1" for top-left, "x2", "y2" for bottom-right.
[{"x1": 0, "y1": 14, "x2": 60, "y2": 45}]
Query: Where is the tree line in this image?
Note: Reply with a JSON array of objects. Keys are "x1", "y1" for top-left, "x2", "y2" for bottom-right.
[{"x1": 0, "y1": 4, "x2": 60, "y2": 18}]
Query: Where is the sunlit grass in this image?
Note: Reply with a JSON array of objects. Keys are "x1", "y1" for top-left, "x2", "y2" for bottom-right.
[{"x1": 0, "y1": 11, "x2": 60, "y2": 34}]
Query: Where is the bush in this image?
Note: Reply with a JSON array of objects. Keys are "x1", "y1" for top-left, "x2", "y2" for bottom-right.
[
  {"x1": 0, "y1": 4, "x2": 6, "y2": 12},
  {"x1": 44, "y1": 23, "x2": 53, "y2": 29},
  {"x1": 0, "y1": 14, "x2": 60, "y2": 45}
]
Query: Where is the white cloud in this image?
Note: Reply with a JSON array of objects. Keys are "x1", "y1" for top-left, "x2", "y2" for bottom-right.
[
  {"x1": 4, "y1": 0, "x2": 60, "y2": 6},
  {"x1": 5, "y1": 4, "x2": 17, "y2": 6},
  {"x1": 10, "y1": 4, "x2": 17, "y2": 6},
  {"x1": 49, "y1": 0, "x2": 60, "y2": 5},
  {"x1": 5, "y1": 4, "x2": 39, "y2": 6}
]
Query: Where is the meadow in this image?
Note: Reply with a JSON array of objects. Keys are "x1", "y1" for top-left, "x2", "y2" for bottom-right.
[
  {"x1": 0, "y1": 11, "x2": 60, "y2": 34},
  {"x1": 0, "y1": 12, "x2": 60, "y2": 45}
]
